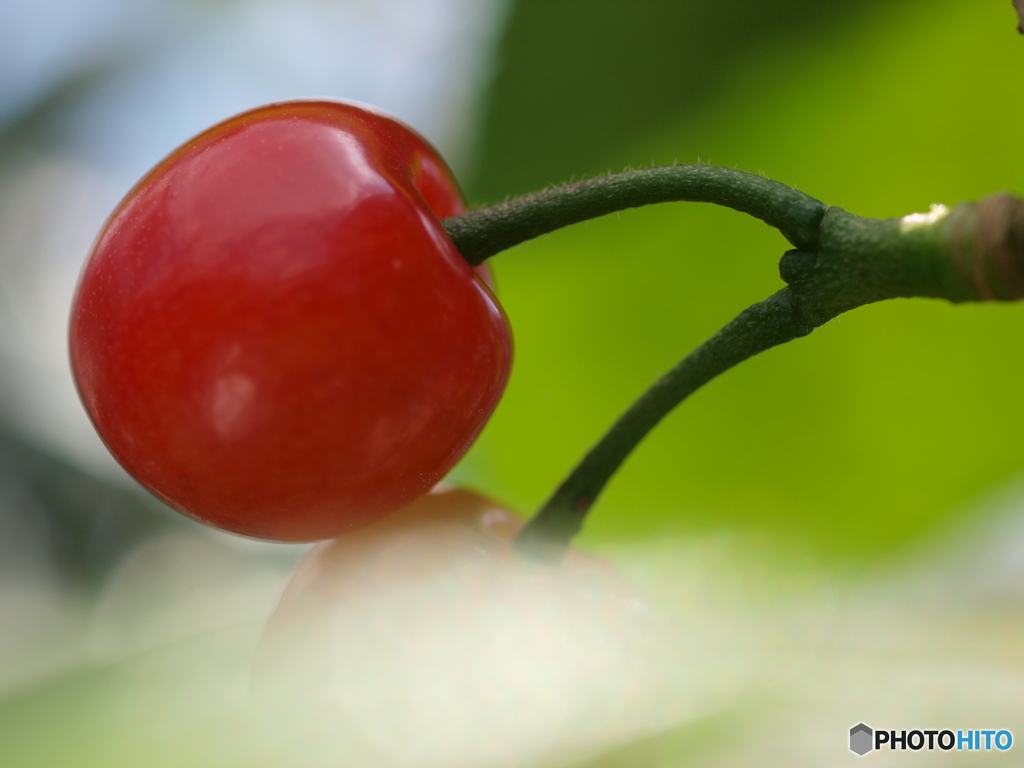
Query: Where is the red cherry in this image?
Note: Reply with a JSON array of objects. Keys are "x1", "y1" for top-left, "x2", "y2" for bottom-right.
[
  {"x1": 255, "y1": 486, "x2": 646, "y2": 766},
  {"x1": 69, "y1": 100, "x2": 512, "y2": 541}
]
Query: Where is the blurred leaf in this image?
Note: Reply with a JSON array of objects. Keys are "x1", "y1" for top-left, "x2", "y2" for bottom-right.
[{"x1": 467, "y1": 0, "x2": 884, "y2": 203}]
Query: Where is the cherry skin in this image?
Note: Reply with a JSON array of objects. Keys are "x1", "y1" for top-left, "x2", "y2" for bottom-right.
[{"x1": 69, "y1": 100, "x2": 512, "y2": 541}]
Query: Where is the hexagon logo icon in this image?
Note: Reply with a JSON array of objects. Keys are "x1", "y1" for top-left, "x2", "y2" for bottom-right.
[{"x1": 850, "y1": 723, "x2": 873, "y2": 756}]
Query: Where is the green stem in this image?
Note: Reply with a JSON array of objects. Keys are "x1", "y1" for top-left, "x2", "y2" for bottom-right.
[
  {"x1": 442, "y1": 168, "x2": 1024, "y2": 563},
  {"x1": 513, "y1": 289, "x2": 810, "y2": 562},
  {"x1": 514, "y1": 196, "x2": 1024, "y2": 562},
  {"x1": 443, "y1": 165, "x2": 827, "y2": 264}
]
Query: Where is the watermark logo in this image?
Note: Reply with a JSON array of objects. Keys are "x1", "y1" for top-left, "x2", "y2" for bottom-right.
[
  {"x1": 849, "y1": 724, "x2": 1013, "y2": 756},
  {"x1": 850, "y1": 724, "x2": 873, "y2": 756}
]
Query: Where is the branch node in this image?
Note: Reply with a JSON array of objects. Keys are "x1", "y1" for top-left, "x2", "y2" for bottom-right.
[
  {"x1": 779, "y1": 249, "x2": 819, "y2": 285},
  {"x1": 949, "y1": 193, "x2": 1024, "y2": 301}
]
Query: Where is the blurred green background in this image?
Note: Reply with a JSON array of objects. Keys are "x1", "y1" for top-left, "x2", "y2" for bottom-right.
[
  {"x1": 2, "y1": 2, "x2": 1024, "y2": 765},
  {"x1": 450, "y1": 0, "x2": 1024, "y2": 562}
]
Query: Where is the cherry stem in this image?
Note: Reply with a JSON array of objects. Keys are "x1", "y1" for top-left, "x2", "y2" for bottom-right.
[
  {"x1": 443, "y1": 169, "x2": 1024, "y2": 563},
  {"x1": 513, "y1": 288, "x2": 810, "y2": 562},
  {"x1": 443, "y1": 165, "x2": 827, "y2": 264}
]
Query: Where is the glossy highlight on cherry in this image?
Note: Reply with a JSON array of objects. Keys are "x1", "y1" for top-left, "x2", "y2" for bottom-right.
[{"x1": 70, "y1": 100, "x2": 513, "y2": 541}]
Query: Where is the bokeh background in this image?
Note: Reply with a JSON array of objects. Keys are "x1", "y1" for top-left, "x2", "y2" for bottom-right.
[{"x1": 2, "y1": 0, "x2": 1024, "y2": 765}]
